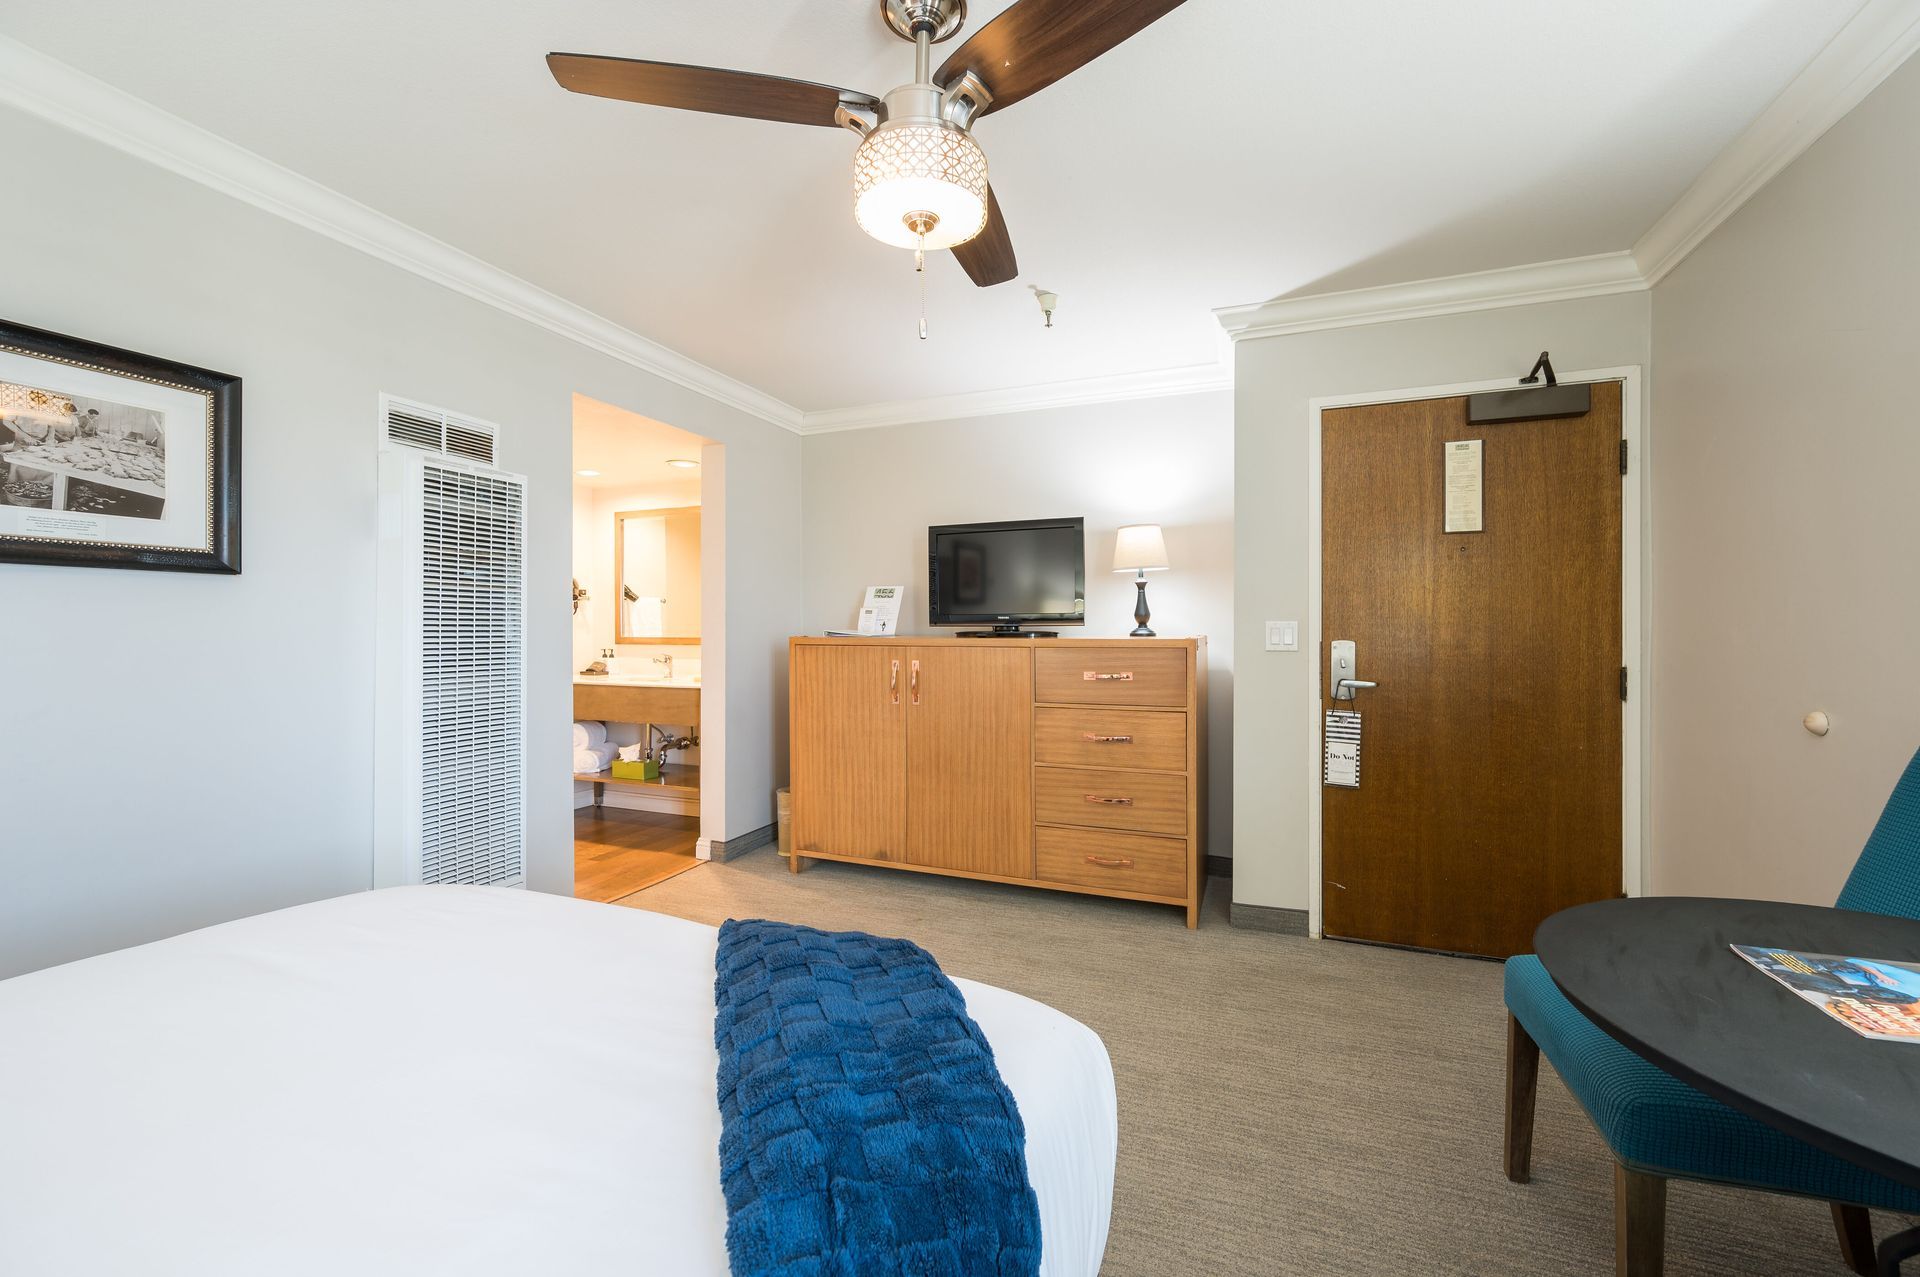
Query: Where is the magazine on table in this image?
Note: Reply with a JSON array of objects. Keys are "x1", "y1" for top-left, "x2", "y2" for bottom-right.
[{"x1": 1732, "y1": 945, "x2": 1920, "y2": 1042}]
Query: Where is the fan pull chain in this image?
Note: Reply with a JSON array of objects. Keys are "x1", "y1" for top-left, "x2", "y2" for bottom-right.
[{"x1": 915, "y1": 233, "x2": 928, "y2": 341}]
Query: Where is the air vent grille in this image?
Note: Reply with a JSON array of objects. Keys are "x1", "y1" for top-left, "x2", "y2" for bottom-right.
[
  {"x1": 384, "y1": 397, "x2": 499, "y2": 466},
  {"x1": 416, "y1": 461, "x2": 525, "y2": 886}
]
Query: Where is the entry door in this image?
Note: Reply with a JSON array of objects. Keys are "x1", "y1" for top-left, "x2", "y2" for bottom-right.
[
  {"x1": 1321, "y1": 382, "x2": 1623, "y2": 958},
  {"x1": 790, "y1": 644, "x2": 906, "y2": 861},
  {"x1": 905, "y1": 645, "x2": 1034, "y2": 877}
]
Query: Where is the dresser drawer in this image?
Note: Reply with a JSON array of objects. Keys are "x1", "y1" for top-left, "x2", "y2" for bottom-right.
[
  {"x1": 1035, "y1": 647, "x2": 1188, "y2": 707},
  {"x1": 1036, "y1": 827, "x2": 1187, "y2": 899},
  {"x1": 1034, "y1": 766, "x2": 1188, "y2": 836},
  {"x1": 1034, "y1": 707, "x2": 1186, "y2": 772}
]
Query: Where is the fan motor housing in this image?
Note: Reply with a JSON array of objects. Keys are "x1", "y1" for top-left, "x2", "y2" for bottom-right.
[{"x1": 881, "y1": 0, "x2": 967, "y2": 43}]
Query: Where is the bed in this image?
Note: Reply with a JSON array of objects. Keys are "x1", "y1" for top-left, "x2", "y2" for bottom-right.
[{"x1": 0, "y1": 886, "x2": 1116, "y2": 1276}]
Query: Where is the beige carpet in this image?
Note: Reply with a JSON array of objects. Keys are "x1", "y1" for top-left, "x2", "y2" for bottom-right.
[{"x1": 624, "y1": 851, "x2": 1883, "y2": 1275}]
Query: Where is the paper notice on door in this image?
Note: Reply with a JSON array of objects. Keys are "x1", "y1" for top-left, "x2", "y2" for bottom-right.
[
  {"x1": 1324, "y1": 710, "x2": 1362, "y2": 788},
  {"x1": 1444, "y1": 438, "x2": 1484, "y2": 533}
]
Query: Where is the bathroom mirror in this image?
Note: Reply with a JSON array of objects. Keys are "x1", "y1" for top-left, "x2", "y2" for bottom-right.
[{"x1": 614, "y1": 506, "x2": 700, "y2": 644}]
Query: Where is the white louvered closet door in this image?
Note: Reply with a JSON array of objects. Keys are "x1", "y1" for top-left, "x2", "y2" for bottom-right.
[{"x1": 415, "y1": 460, "x2": 526, "y2": 886}]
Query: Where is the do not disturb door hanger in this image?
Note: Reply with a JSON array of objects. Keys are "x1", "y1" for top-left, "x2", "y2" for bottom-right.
[{"x1": 1324, "y1": 710, "x2": 1361, "y2": 788}]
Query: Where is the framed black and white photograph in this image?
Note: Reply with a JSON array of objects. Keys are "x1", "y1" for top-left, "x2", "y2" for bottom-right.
[{"x1": 0, "y1": 319, "x2": 239, "y2": 573}]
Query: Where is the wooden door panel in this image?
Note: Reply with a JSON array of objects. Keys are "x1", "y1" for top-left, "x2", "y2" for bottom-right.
[
  {"x1": 791, "y1": 644, "x2": 905, "y2": 860},
  {"x1": 906, "y1": 646, "x2": 1034, "y2": 877},
  {"x1": 1321, "y1": 384, "x2": 1623, "y2": 957}
]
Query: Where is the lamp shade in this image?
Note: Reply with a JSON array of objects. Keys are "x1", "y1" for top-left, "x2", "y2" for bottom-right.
[
  {"x1": 853, "y1": 120, "x2": 988, "y2": 251},
  {"x1": 1112, "y1": 524, "x2": 1169, "y2": 573},
  {"x1": 0, "y1": 381, "x2": 76, "y2": 425}
]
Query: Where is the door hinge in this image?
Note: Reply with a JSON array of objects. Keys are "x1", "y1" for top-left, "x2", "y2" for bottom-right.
[
  {"x1": 1620, "y1": 666, "x2": 1629, "y2": 702},
  {"x1": 1619, "y1": 439, "x2": 1629, "y2": 475}
]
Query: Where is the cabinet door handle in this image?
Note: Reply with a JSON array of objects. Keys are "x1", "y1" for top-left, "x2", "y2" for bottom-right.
[
  {"x1": 1084, "y1": 855, "x2": 1135, "y2": 868},
  {"x1": 910, "y1": 659, "x2": 920, "y2": 705},
  {"x1": 1082, "y1": 733, "x2": 1133, "y2": 744},
  {"x1": 1084, "y1": 794, "x2": 1135, "y2": 806},
  {"x1": 1083, "y1": 671, "x2": 1134, "y2": 682},
  {"x1": 889, "y1": 659, "x2": 900, "y2": 705}
]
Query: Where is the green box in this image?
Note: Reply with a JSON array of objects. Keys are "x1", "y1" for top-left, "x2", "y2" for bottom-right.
[{"x1": 611, "y1": 758, "x2": 660, "y2": 782}]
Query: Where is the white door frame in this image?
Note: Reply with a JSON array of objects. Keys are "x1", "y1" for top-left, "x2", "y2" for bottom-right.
[{"x1": 1303, "y1": 365, "x2": 1648, "y2": 939}]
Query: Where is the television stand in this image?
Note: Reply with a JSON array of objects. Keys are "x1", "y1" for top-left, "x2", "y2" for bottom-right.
[{"x1": 955, "y1": 626, "x2": 1059, "y2": 638}]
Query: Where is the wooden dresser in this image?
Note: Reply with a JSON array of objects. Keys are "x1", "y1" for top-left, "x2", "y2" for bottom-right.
[{"x1": 787, "y1": 636, "x2": 1207, "y2": 926}]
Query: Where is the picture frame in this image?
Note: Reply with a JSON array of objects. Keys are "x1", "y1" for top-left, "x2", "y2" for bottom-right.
[{"x1": 0, "y1": 318, "x2": 240, "y2": 574}]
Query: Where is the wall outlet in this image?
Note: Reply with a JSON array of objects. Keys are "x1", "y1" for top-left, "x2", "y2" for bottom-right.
[{"x1": 1265, "y1": 621, "x2": 1299, "y2": 652}]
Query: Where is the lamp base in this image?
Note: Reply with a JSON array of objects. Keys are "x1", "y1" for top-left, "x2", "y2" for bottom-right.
[{"x1": 1130, "y1": 576, "x2": 1155, "y2": 638}]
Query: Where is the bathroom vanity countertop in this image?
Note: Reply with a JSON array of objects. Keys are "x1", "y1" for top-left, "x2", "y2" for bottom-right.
[
  {"x1": 573, "y1": 678, "x2": 700, "y2": 729},
  {"x1": 573, "y1": 675, "x2": 702, "y2": 689}
]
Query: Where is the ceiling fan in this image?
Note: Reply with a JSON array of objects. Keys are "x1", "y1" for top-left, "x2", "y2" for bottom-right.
[{"x1": 547, "y1": 0, "x2": 1189, "y2": 289}]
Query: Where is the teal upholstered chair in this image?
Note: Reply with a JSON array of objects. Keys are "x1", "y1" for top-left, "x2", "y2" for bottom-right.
[{"x1": 1505, "y1": 748, "x2": 1920, "y2": 1276}]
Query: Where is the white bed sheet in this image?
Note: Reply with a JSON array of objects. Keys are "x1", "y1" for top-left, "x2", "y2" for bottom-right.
[{"x1": 0, "y1": 886, "x2": 1115, "y2": 1276}]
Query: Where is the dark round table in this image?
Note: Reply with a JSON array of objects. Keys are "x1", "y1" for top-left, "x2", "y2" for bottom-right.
[{"x1": 1537, "y1": 897, "x2": 1920, "y2": 1275}]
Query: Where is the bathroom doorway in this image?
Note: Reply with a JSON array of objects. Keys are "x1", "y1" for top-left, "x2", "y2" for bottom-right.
[{"x1": 569, "y1": 394, "x2": 714, "y2": 902}]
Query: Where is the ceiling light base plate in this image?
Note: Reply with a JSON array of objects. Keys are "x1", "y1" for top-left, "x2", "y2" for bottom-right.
[{"x1": 881, "y1": 0, "x2": 967, "y2": 44}]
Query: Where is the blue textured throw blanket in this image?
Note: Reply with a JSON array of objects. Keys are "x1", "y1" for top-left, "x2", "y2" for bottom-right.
[{"x1": 714, "y1": 918, "x2": 1043, "y2": 1277}]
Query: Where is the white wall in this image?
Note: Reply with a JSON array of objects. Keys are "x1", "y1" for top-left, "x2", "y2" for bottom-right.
[
  {"x1": 0, "y1": 105, "x2": 802, "y2": 977},
  {"x1": 801, "y1": 393, "x2": 1236, "y2": 856},
  {"x1": 1231, "y1": 293, "x2": 1652, "y2": 912},
  {"x1": 1649, "y1": 53, "x2": 1920, "y2": 904}
]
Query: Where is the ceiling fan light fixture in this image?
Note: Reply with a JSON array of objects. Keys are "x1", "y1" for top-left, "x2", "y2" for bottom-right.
[
  {"x1": 0, "y1": 381, "x2": 77, "y2": 424},
  {"x1": 853, "y1": 120, "x2": 987, "y2": 251}
]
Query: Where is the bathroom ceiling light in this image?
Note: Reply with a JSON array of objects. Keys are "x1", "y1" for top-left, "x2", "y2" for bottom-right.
[
  {"x1": 667, "y1": 458, "x2": 700, "y2": 469},
  {"x1": 576, "y1": 469, "x2": 601, "y2": 477}
]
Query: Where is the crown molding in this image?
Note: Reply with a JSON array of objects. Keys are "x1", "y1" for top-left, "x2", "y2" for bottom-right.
[
  {"x1": 0, "y1": 35, "x2": 807, "y2": 434},
  {"x1": 796, "y1": 360, "x2": 1233, "y2": 435},
  {"x1": 1631, "y1": 0, "x2": 1920, "y2": 285},
  {"x1": 1216, "y1": 2, "x2": 1920, "y2": 343},
  {"x1": 1214, "y1": 252, "x2": 1646, "y2": 344}
]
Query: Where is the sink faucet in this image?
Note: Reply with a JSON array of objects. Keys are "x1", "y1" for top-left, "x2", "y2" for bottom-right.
[{"x1": 651, "y1": 655, "x2": 673, "y2": 679}]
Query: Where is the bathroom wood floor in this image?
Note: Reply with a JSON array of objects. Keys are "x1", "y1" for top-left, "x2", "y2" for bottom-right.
[{"x1": 574, "y1": 807, "x2": 701, "y2": 903}]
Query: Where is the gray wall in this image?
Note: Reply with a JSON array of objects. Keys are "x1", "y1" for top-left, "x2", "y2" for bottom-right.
[
  {"x1": 0, "y1": 106, "x2": 803, "y2": 977},
  {"x1": 801, "y1": 393, "x2": 1236, "y2": 857},
  {"x1": 1231, "y1": 293, "x2": 1652, "y2": 911},
  {"x1": 1649, "y1": 53, "x2": 1920, "y2": 904}
]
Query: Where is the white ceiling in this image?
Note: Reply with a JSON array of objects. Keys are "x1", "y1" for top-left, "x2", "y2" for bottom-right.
[
  {"x1": 572, "y1": 393, "x2": 709, "y2": 489},
  {"x1": 0, "y1": 1, "x2": 1864, "y2": 414}
]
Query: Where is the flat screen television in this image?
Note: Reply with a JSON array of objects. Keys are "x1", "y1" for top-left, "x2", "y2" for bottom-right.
[{"x1": 927, "y1": 517, "x2": 1086, "y2": 636}]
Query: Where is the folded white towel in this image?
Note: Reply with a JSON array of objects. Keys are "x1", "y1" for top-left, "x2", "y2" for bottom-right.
[
  {"x1": 573, "y1": 742, "x2": 617, "y2": 773},
  {"x1": 572, "y1": 721, "x2": 607, "y2": 749}
]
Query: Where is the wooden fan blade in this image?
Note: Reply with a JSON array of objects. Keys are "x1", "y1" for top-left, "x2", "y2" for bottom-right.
[
  {"x1": 936, "y1": 0, "x2": 1188, "y2": 117},
  {"x1": 547, "y1": 53, "x2": 878, "y2": 128},
  {"x1": 953, "y1": 187, "x2": 1018, "y2": 287}
]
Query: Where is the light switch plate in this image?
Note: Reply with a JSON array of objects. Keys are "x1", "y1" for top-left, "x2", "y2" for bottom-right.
[{"x1": 1266, "y1": 620, "x2": 1299, "y2": 652}]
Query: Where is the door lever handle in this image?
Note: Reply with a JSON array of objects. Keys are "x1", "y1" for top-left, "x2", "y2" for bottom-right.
[{"x1": 1334, "y1": 678, "x2": 1378, "y2": 701}]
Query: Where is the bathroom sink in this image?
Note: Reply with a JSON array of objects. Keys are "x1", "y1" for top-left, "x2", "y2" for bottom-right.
[{"x1": 574, "y1": 673, "x2": 701, "y2": 688}]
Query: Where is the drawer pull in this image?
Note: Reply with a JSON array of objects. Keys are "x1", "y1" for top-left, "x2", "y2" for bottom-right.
[
  {"x1": 1084, "y1": 794, "x2": 1135, "y2": 806},
  {"x1": 1084, "y1": 855, "x2": 1135, "y2": 868},
  {"x1": 1083, "y1": 671, "x2": 1134, "y2": 682},
  {"x1": 1082, "y1": 733, "x2": 1134, "y2": 744}
]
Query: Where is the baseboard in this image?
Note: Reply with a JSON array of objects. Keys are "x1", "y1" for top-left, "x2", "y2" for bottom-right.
[
  {"x1": 1206, "y1": 853, "x2": 1232, "y2": 880},
  {"x1": 573, "y1": 783, "x2": 698, "y2": 818},
  {"x1": 698, "y1": 823, "x2": 776, "y2": 863},
  {"x1": 1230, "y1": 901, "x2": 1309, "y2": 935}
]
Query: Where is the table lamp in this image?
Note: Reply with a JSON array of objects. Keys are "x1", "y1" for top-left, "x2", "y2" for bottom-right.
[{"x1": 1112, "y1": 524, "x2": 1169, "y2": 637}]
